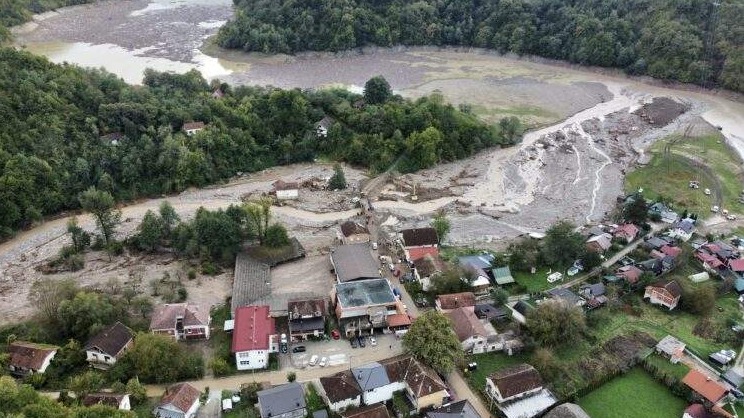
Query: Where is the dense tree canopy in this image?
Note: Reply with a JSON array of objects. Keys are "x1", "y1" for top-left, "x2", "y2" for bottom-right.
[
  {"x1": 217, "y1": 0, "x2": 744, "y2": 93},
  {"x1": 526, "y1": 300, "x2": 587, "y2": 346},
  {"x1": 0, "y1": 48, "x2": 517, "y2": 239},
  {"x1": 403, "y1": 310, "x2": 463, "y2": 374}
]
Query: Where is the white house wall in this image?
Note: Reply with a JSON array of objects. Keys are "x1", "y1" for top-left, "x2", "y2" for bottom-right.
[
  {"x1": 328, "y1": 396, "x2": 361, "y2": 412},
  {"x1": 362, "y1": 381, "x2": 406, "y2": 405},
  {"x1": 85, "y1": 350, "x2": 117, "y2": 366},
  {"x1": 37, "y1": 352, "x2": 56, "y2": 374},
  {"x1": 235, "y1": 350, "x2": 270, "y2": 371}
]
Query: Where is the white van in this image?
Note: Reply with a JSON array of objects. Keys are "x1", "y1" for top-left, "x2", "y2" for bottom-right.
[
  {"x1": 547, "y1": 272, "x2": 563, "y2": 283},
  {"x1": 309, "y1": 355, "x2": 319, "y2": 366}
]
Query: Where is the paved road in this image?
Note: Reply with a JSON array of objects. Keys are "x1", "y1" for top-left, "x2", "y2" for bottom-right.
[{"x1": 447, "y1": 370, "x2": 493, "y2": 418}]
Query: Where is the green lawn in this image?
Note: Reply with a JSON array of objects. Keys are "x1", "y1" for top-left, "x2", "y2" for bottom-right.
[
  {"x1": 625, "y1": 134, "x2": 744, "y2": 218},
  {"x1": 644, "y1": 354, "x2": 690, "y2": 380},
  {"x1": 464, "y1": 352, "x2": 529, "y2": 395},
  {"x1": 512, "y1": 267, "x2": 556, "y2": 294},
  {"x1": 579, "y1": 368, "x2": 686, "y2": 418}
]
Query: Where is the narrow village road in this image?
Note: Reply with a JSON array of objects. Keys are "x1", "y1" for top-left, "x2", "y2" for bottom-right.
[{"x1": 446, "y1": 371, "x2": 493, "y2": 418}]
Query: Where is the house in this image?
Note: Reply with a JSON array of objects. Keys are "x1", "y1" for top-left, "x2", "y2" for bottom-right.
[
  {"x1": 380, "y1": 355, "x2": 448, "y2": 412},
  {"x1": 485, "y1": 364, "x2": 557, "y2": 418},
  {"x1": 644, "y1": 280, "x2": 682, "y2": 310},
  {"x1": 586, "y1": 233, "x2": 612, "y2": 253},
  {"x1": 508, "y1": 300, "x2": 533, "y2": 324},
  {"x1": 415, "y1": 254, "x2": 445, "y2": 291},
  {"x1": 492, "y1": 266, "x2": 515, "y2": 285},
  {"x1": 546, "y1": 288, "x2": 584, "y2": 307},
  {"x1": 258, "y1": 382, "x2": 306, "y2": 418},
  {"x1": 669, "y1": 219, "x2": 695, "y2": 242},
  {"x1": 339, "y1": 221, "x2": 371, "y2": 244},
  {"x1": 83, "y1": 393, "x2": 131, "y2": 410},
  {"x1": 232, "y1": 305, "x2": 278, "y2": 371},
  {"x1": 616, "y1": 265, "x2": 643, "y2": 285},
  {"x1": 682, "y1": 370, "x2": 728, "y2": 405},
  {"x1": 400, "y1": 227, "x2": 439, "y2": 248},
  {"x1": 154, "y1": 383, "x2": 201, "y2": 418},
  {"x1": 150, "y1": 303, "x2": 211, "y2": 341},
  {"x1": 613, "y1": 223, "x2": 639, "y2": 242},
  {"x1": 330, "y1": 244, "x2": 381, "y2": 283},
  {"x1": 723, "y1": 369, "x2": 744, "y2": 388},
  {"x1": 318, "y1": 370, "x2": 363, "y2": 412},
  {"x1": 695, "y1": 250, "x2": 724, "y2": 271},
  {"x1": 7, "y1": 341, "x2": 58, "y2": 376},
  {"x1": 426, "y1": 400, "x2": 482, "y2": 418},
  {"x1": 585, "y1": 225, "x2": 607, "y2": 238},
  {"x1": 448, "y1": 307, "x2": 500, "y2": 354},
  {"x1": 341, "y1": 404, "x2": 391, "y2": 418},
  {"x1": 458, "y1": 254, "x2": 494, "y2": 272},
  {"x1": 409, "y1": 246, "x2": 441, "y2": 264},
  {"x1": 272, "y1": 180, "x2": 300, "y2": 200},
  {"x1": 544, "y1": 403, "x2": 590, "y2": 418},
  {"x1": 655, "y1": 335, "x2": 686, "y2": 364},
  {"x1": 288, "y1": 298, "x2": 326, "y2": 341},
  {"x1": 435, "y1": 292, "x2": 476, "y2": 313},
  {"x1": 182, "y1": 121, "x2": 205, "y2": 136},
  {"x1": 386, "y1": 312, "x2": 413, "y2": 336},
  {"x1": 661, "y1": 245, "x2": 683, "y2": 259},
  {"x1": 579, "y1": 283, "x2": 605, "y2": 299},
  {"x1": 351, "y1": 362, "x2": 400, "y2": 405},
  {"x1": 729, "y1": 259, "x2": 744, "y2": 279},
  {"x1": 644, "y1": 236, "x2": 672, "y2": 250},
  {"x1": 316, "y1": 116, "x2": 334, "y2": 138},
  {"x1": 84, "y1": 321, "x2": 134, "y2": 369},
  {"x1": 211, "y1": 88, "x2": 224, "y2": 99},
  {"x1": 100, "y1": 132, "x2": 126, "y2": 146},
  {"x1": 648, "y1": 202, "x2": 679, "y2": 223},
  {"x1": 334, "y1": 279, "x2": 398, "y2": 337},
  {"x1": 475, "y1": 303, "x2": 509, "y2": 321},
  {"x1": 683, "y1": 404, "x2": 711, "y2": 418}
]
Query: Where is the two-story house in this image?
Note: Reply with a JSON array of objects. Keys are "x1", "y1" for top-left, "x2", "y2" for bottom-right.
[
  {"x1": 257, "y1": 382, "x2": 307, "y2": 418},
  {"x1": 84, "y1": 321, "x2": 134, "y2": 369},
  {"x1": 182, "y1": 122, "x2": 205, "y2": 136},
  {"x1": 150, "y1": 303, "x2": 211, "y2": 341},
  {"x1": 334, "y1": 278, "x2": 399, "y2": 337},
  {"x1": 153, "y1": 382, "x2": 201, "y2": 418},
  {"x1": 381, "y1": 355, "x2": 448, "y2": 412},
  {"x1": 232, "y1": 305, "x2": 278, "y2": 371},
  {"x1": 7, "y1": 341, "x2": 58, "y2": 376},
  {"x1": 644, "y1": 279, "x2": 682, "y2": 310},
  {"x1": 272, "y1": 180, "x2": 300, "y2": 200},
  {"x1": 485, "y1": 364, "x2": 557, "y2": 418},
  {"x1": 352, "y1": 362, "x2": 403, "y2": 405},
  {"x1": 318, "y1": 370, "x2": 363, "y2": 412},
  {"x1": 288, "y1": 298, "x2": 326, "y2": 341},
  {"x1": 448, "y1": 307, "x2": 500, "y2": 354}
]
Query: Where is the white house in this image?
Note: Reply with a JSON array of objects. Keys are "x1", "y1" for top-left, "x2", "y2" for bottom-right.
[
  {"x1": 150, "y1": 303, "x2": 211, "y2": 341},
  {"x1": 154, "y1": 383, "x2": 201, "y2": 418},
  {"x1": 232, "y1": 305, "x2": 278, "y2": 371},
  {"x1": 7, "y1": 341, "x2": 58, "y2": 376},
  {"x1": 272, "y1": 180, "x2": 300, "y2": 200},
  {"x1": 485, "y1": 364, "x2": 556, "y2": 418},
  {"x1": 83, "y1": 393, "x2": 131, "y2": 410},
  {"x1": 318, "y1": 371, "x2": 362, "y2": 412},
  {"x1": 668, "y1": 218, "x2": 695, "y2": 242},
  {"x1": 84, "y1": 322, "x2": 134, "y2": 369},
  {"x1": 351, "y1": 362, "x2": 405, "y2": 405},
  {"x1": 448, "y1": 307, "x2": 500, "y2": 354},
  {"x1": 182, "y1": 121, "x2": 205, "y2": 136}
]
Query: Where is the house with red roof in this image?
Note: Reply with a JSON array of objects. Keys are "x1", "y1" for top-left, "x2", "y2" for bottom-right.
[
  {"x1": 660, "y1": 245, "x2": 683, "y2": 258},
  {"x1": 154, "y1": 383, "x2": 201, "y2": 418},
  {"x1": 232, "y1": 305, "x2": 278, "y2": 371},
  {"x1": 7, "y1": 341, "x2": 58, "y2": 376},
  {"x1": 728, "y1": 259, "x2": 744, "y2": 279},
  {"x1": 616, "y1": 265, "x2": 643, "y2": 285},
  {"x1": 613, "y1": 223, "x2": 639, "y2": 242},
  {"x1": 696, "y1": 250, "x2": 724, "y2": 271},
  {"x1": 644, "y1": 280, "x2": 682, "y2": 310},
  {"x1": 682, "y1": 370, "x2": 728, "y2": 405}
]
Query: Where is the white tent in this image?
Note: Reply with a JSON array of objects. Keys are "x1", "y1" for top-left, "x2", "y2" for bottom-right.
[{"x1": 688, "y1": 272, "x2": 710, "y2": 283}]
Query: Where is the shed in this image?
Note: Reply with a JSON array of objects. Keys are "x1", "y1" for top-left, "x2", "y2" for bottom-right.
[
  {"x1": 492, "y1": 267, "x2": 515, "y2": 285},
  {"x1": 222, "y1": 399, "x2": 233, "y2": 411},
  {"x1": 688, "y1": 272, "x2": 710, "y2": 283}
]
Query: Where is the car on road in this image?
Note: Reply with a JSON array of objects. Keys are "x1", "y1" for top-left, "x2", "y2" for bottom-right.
[
  {"x1": 369, "y1": 336, "x2": 377, "y2": 346},
  {"x1": 331, "y1": 329, "x2": 340, "y2": 340},
  {"x1": 358, "y1": 335, "x2": 366, "y2": 348},
  {"x1": 372, "y1": 242, "x2": 378, "y2": 250},
  {"x1": 309, "y1": 355, "x2": 319, "y2": 366},
  {"x1": 319, "y1": 357, "x2": 329, "y2": 367},
  {"x1": 350, "y1": 338, "x2": 358, "y2": 348},
  {"x1": 388, "y1": 263, "x2": 395, "y2": 272},
  {"x1": 712, "y1": 205, "x2": 720, "y2": 213},
  {"x1": 292, "y1": 345, "x2": 306, "y2": 353}
]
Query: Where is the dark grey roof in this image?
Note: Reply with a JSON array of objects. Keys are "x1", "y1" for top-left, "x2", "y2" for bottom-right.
[
  {"x1": 84, "y1": 322, "x2": 133, "y2": 356},
  {"x1": 289, "y1": 317, "x2": 324, "y2": 333},
  {"x1": 401, "y1": 228, "x2": 439, "y2": 247},
  {"x1": 232, "y1": 253, "x2": 271, "y2": 313},
  {"x1": 645, "y1": 237, "x2": 670, "y2": 249},
  {"x1": 257, "y1": 382, "x2": 306, "y2": 418},
  {"x1": 723, "y1": 369, "x2": 744, "y2": 388},
  {"x1": 351, "y1": 362, "x2": 390, "y2": 391},
  {"x1": 547, "y1": 288, "x2": 582, "y2": 305},
  {"x1": 675, "y1": 219, "x2": 695, "y2": 233},
  {"x1": 331, "y1": 244, "x2": 380, "y2": 282},
  {"x1": 513, "y1": 301, "x2": 532, "y2": 315},
  {"x1": 475, "y1": 304, "x2": 509, "y2": 320},
  {"x1": 426, "y1": 400, "x2": 481, "y2": 418},
  {"x1": 458, "y1": 254, "x2": 494, "y2": 270},
  {"x1": 581, "y1": 283, "x2": 605, "y2": 297}
]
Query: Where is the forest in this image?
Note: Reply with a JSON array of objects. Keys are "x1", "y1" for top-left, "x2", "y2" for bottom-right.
[
  {"x1": 0, "y1": 0, "x2": 93, "y2": 41},
  {"x1": 217, "y1": 0, "x2": 744, "y2": 93},
  {"x1": 0, "y1": 49, "x2": 519, "y2": 238}
]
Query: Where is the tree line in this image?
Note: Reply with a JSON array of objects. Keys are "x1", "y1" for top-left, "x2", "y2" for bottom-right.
[
  {"x1": 0, "y1": 0, "x2": 94, "y2": 42},
  {"x1": 217, "y1": 0, "x2": 744, "y2": 93},
  {"x1": 0, "y1": 48, "x2": 521, "y2": 238}
]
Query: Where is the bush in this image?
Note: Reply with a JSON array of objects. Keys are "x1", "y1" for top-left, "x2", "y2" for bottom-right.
[
  {"x1": 187, "y1": 268, "x2": 197, "y2": 280},
  {"x1": 210, "y1": 357, "x2": 231, "y2": 377},
  {"x1": 201, "y1": 261, "x2": 219, "y2": 275},
  {"x1": 287, "y1": 371, "x2": 296, "y2": 382}
]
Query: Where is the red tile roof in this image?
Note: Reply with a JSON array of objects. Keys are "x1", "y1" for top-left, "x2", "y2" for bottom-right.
[
  {"x1": 660, "y1": 245, "x2": 682, "y2": 258},
  {"x1": 408, "y1": 246, "x2": 440, "y2": 261},
  {"x1": 729, "y1": 259, "x2": 744, "y2": 272},
  {"x1": 696, "y1": 251, "x2": 724, "y2": 269},
  {"x1": 448, "y1": 307, "x2": 488, "y2": 342},
  {"x1": 150, "y1": 303, "x2": 209, "y2": 331},
  {"x1": 232, "y1": 305, "x2": 276, "y2": 352},
  {"x1": 616, "y1": 265, "x2": 643, "y2": 284},
  {"x1": 82, "y1": 393, "x2": 127, "y2": 408},
  {"x1": 682, "y1": 370, "x2": 727, "y2": 404},
  {"x1": 614, "y1": 223, "x2": 639, "y2": 239},
  {"x1": 182, "y1": 121, "x2": 205, "y2": 131},
  {"x1": 437, "y1": 292, "x2": 476, "y2": 310},
  {"x1": 683, "y1": 404, "x2": 710, "y2": 418},
  {"x1": 387, "y1": 313, "x2": 412, "y2": 327},
  {"x1": 158, "y1": 383, "x2": 200, "y2": 414},
  {"x1": 8, "y1": 341, "x2": 58, "y2": 371}
]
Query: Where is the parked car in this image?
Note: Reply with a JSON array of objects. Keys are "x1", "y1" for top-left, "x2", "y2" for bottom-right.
[
  {"x1": 388, "y1": 263, "x2": 395, "y2": 272},
  {"x1": 369, "y1": 336, "x2": 377, "y2": 346},
  {"x1": 319, "y1": 357, "x2": 329, "y2": 367},
  {"x1": 331, "y1": 329, "x2": 340, "y2": 340},
  {"x1": 547, "y1": 272, "x2": 563, "y2": 283},
  {"x1": 372, "y1": 242, "x2": 378, "y2": 250},
  {"x1": 358, "y1": 335, "x2": 366, "y2": 348},
  {"x1": 292, "y1": 345, "x2": 306, "y2": 353},
  {"x1": 309, "y1": 355, "x2": 319, "y2": 366},
  {"x1": 350, "y1": 338, "x2": 358, "y2": 348}
]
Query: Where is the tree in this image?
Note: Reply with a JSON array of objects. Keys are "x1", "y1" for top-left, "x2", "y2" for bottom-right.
[
  {"x1": 491, "y1": 288, "x2": 509, "y2": 306},
  {"x1": 136, "y1": 210, "x2": 163, "y2": 252},
  {"x1": 526, "y1": 300, "x2": 586, "y2": 346},
  {"x1": 363, "y1": 76, "x2": 392, "y2": 104},
  {"x1": 125, "y1": 378, "x2": 147, "y2": 406},
  {"x1": 624, "y1": 194, "x2": 648, "y2": 225},
  {"x1": 57, "y1": 291, "x2": 120, "y2": 341},
  {"x1": 498, "y1": 116, "x2": 525, "y2": 144},
  {"x1": 541, "y1": 221, "x2": 585, "y2": 268},
  {"x1": 681, "y1": 282, "x2": 716, "y2": 315},
  {"x1": 113, "y1": 332, "x2": 203, "y2": 384},
  {"x1": 287, "y1": 371, "x2": 297, "y2": 382},
  {"x1": 28, "y1": 278, "x2": 78, "y2": 326},
  {"x1": 264, "y1": 224, "x2": 290, "y2": 248},
  {"x1": 430, "y1": 266, "x2": 471, "y2": 295},
  {"x1": 328, "y1": 164, "x2": 347, "y2": 190},
  {"x1": 402, "y1": 310, "x2": 463, "y2": 374},
  {"x1": 67, "y1": 217, "x2": 90, "y2": 253},
  {"x1": 581, "y1": 250, "x2": 603, "y2": 271},
  {"x1": 431, "y1": 212, "x2": 450, "y2": 244},
  {"x1": 78, "y1": 187, "x2": 121, "y2": 247},
  {"x1": 158, "y1": 201, "x2": 180, "y2": 238},
  {"x1": 69, "y1": 370, "x2": 105, "y2": 399},
  {"x1": 404, "y1": 127, "x2": 443, "y2": 171},
  {"x1": 531, "y1": 347, "x2": 560, "y2": 381}
]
